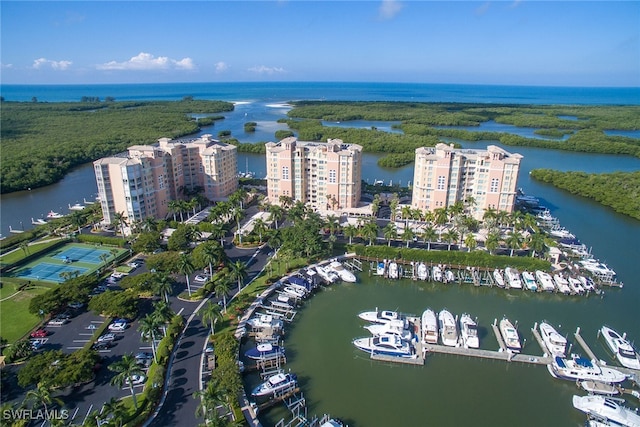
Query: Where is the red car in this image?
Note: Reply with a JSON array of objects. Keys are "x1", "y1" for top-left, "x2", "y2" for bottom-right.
[{"x1": 30, "y1": 328, "x2": 48, "y2": 338}]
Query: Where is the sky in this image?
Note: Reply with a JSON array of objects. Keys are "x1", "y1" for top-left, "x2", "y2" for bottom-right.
[{"x1": 1, "y1": 1, "x2": 638, "y2": 87}]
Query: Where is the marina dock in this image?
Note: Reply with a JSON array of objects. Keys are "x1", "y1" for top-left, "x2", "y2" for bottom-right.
[{"x1": 423, "y1": 343, "x2": 552, "y2": 365}]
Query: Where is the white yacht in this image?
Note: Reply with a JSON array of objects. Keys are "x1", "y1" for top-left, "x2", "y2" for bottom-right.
[
  {"x1": 579, "y1": 259, "x2": 617, "y2": 278},
  {"x1": 365, "y1": 318, "x2": 413, "y2": 341},
  {"x1": 246, "y1": 314, "x2": 284, "y2": 331},
  {"x1": 548, "y1": 355, "x2": 627, "y2": 383},
  {"x1": 315, "y1": 265, "x2": 339, "y2": 283},
  {"x1": 421, "y1": 309, "x2": 438, "y2": 344},
  {"x1": 444, "y1": 269, "x2": 455, "y2": 283},
  {"x1": 376, "y1": 261, "x2": 386, "y2": 276},
  {"x1": 504, "y1": 267, "x2": 522, "y2": 289},
  {"x1": 251, "y1": 372, "x2": 298, "y2": 397},
  {"x1": 417, "y1": 262, "x2": 428, "y2": 281},
  {"x1": 578, "y1": 380, "x2": 620, "y2": 396},
  {"x1": 459, "y1": 313, "x2": 479, "y2": 349},
  {"x1": 572, "y1": 395, "x2": 640, "y2": 427},
  {"x1": 352, "y1": 334, "x2": 416, "y2": 358},
  {"x1": 601, "y1": 326, "x2": 640, "y2": 370},
  {"x1": 568, "y1": 276, "x2": 586, "y2": 294},
  {"x1": 388, "y1": 261, "x2": 399, "y2": 279},
  {"x1": 493, "y1": 269, "x2": 505, "y2": 288},
  {"x1": 328, "y1": 260, "x2": 357, "y2": 283},
  {"x1": 549, "y1": 225, "x2": 575, "y2": 239},
  {"x1": 438, "y1": 309, "x2": 459, "y2": 347},
  {"x1": 282, "y1": 285, "x2": 307, "y2": 299},
  {"x1": 539, "y1": 322, "x2": 567, "y2": 357},
  {"x1": 499, "y1": 317, "x2": 521, "y2": 353},
  {"x1": 553, "y1": 274, "x2": 572, "y2": 294},
  {"x1": 521, "y1": 271, "x2": 538, "y2": 292},
  {"x1": 536, "y1": 270, "x2": 557, "y2": 292},
  {"x1": 358, "y1": 309, "x2": 406, "y2": 326},
  {"x1": 432, "y1": 265, "x2": 443, "y2": 282},
  {"x1": 578, "y1": 275, "x2": 597, "y2": 292}
]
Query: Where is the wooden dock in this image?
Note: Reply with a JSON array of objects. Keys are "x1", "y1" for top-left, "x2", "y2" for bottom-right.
[
  {"x1": 574, "y1": 327, "x2": 598, "y2": 361},
  {"x1": 423, "y1": 343, "x2": 551, "y2": 365},
  {"x1": 256, "y1": 387, "x2": 301, "y2": 412},
  {"x1": 531, "y1": 323, "x2": 550, "y2": 356}
]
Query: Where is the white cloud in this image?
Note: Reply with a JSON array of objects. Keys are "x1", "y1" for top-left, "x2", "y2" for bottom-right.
[
  {"x1": 97, "y1": 52, "x2": 195, "y2": 71},
  {"x1": 1, "y1": 63, "x2": 14, "y2": 69},
  {"x1": 248, "y1": 65, "x2": 286, "y2": 75},
  {"x1": 475, "y1": 2, "x2": 491, "y2": 16},
  {"x1": 32, "y1": 58, "x2": 72, "y2": 70},
  {"x1": 378, "y1": 0, "x2": 403, "y2": 21},
  {"x1": 215, "y1": 61, "x2": 229, "y2": 72}
]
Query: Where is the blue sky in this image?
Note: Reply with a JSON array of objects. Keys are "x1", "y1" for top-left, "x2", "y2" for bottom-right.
[{"x1": 1, "y1": 1, "x2": 638, "y2": 87}]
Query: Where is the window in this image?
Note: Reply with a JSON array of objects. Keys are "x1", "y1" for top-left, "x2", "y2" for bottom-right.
[
  {"x1": 282, "y1": 166, "x2": 289, "y2": 180},
  {"x1": 329, "y1": 169, "x2": 336, "y2": 183},
  {"x1": 437, "y1": 176, "x2": 446, "y2": 190},
  {"x1": 490, "y1": 178, "x2": 499, "y2": 193}
]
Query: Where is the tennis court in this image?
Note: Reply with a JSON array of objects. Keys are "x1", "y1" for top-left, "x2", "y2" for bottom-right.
[
  {"x1": 54, "y1": 246, "x2": 111, "y2": 264},
  {"x1": 15, "y1": 263, "x2": 89, "y2": 283}
]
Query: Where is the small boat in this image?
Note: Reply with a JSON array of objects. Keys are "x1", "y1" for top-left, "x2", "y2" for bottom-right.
[
  {"x1": 269, "y1": 300, "x2": 294, "y2": 311},
  {"x1": 568, "y1": 276, "x2": 585, "y2": 294},
  {"x1": 31, "y1": 218, "x2": 47, "y2": 225},
  {"x1": 251, "y1": 372, "x2": 298, "y2": 397},
  {"x1": 578, "y1": 380, "x2": 620, "y2": 396},
  {"x1": 364, "y1": 318, "x2": 413, "y2": 341},
  {"x1": 493, "y1": 269, "x2": 505, "y2": 288},
  {"x1": 548, "y1": 355, "x2": 627, "y2": 383},
  {"x1": 459, "y1": 313, "x2": 479, "y2": 349},
  {"x1": 572, "y1": 395, "x2": 640, "y2": 426},
  {"x1": 521, "y1": 271, "x2": 538, "y2": 292},
  {"x1": 315, "y1": 265, "x2": 339, "y2": 283},
  {"x1": 579, "y1": 259, "x2": 616, "y2": 277},
  {"x1": 376, "y1": 261, "x2": 385, "y2": 276},
  {"x1": 504, "y1": 267, "x2": 522, "y2": 289},
  {"x1": 328, "y1": 260, "x2": 357, "y2": 283},
  {"x1": 444, "y1": 269, "x2": 455, "y2": 283},
  {"x1": 432, "y1": 265, "x2": 443, "y2": 282},
  {"x1": 352, "y1": 334, "x2": 415, "y2": 358},
  {"x1": 417, "y1": 262, "x2": 428, "y2": 280},
  {"x1": 553, "y1": 274, "x2": 572, "y2": 294},
  {"x1": 421, "y1": 309, "x2": 438, "y2": 344},
  {"x1": 438, "y1": 309, "x2": 459, "y2": 347},
  {"x1": 578, "y1": 275, "x2": 597, "y2": 292},
  {"x1": 246, "y1": 314, "x2": 283, "y2": 331},
  {"x1": 244, "y1": 343, "x2": 285, "y2": 360},
  {"x1": 549, "y1": 225, "x2": 575, "y2": 239},
  {"x1": 601, "y1": 326, "x2": 640, "y2": 370},
  {"x1": 539, "y1": 322, "x2": 567, "y2": 357},
  {"x1": 388, "y1": 261, "x2": 399, "y2": 279},
  {"x1": 358, "y1": 309, "x2": 406, "y2": 326},
  {"x1": 68, "y1": 203, "x2": 86, "y2": 211},
  {"x1": 46, "y1": 210, "x2": 64, "y2": 219},
  {"x1": 535, "y1": 270, "x2": 557, "y2": 292},
  {"x1": 277, "y1": 294, "x2": 293, "y2": 305},
  {"x1": 499, "y1": 317, "x2": 521, "y2": 353},
  {"x1": 283, "y1": 285, "x2": 307, "y2": 299}
]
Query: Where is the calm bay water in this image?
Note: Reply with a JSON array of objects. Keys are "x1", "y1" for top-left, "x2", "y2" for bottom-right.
[{"x1": 1, "y1": 82, "x2": 639, "y2": 425}]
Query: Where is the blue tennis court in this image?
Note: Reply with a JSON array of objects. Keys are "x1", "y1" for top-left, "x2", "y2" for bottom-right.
[
  {"x1": 15, "y1": 263, "x2": 89, "y2": 283},
  {"x1": 55, "y1": 247, "x2": 111, "y2": 264}
]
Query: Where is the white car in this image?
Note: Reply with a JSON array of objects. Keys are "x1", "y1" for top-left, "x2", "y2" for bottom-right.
[
  {"x1": 125, "y1": 374, "x2": 146, "y2": 386},
  {"x1": 97, "y1": 333, "x2": 116, "y2": 343},
  {"x1": 110, "y1": 272, "x2": 125, "y2": 279},
  {"x1": 47, "y1": 318, "x2": 68, "y2": 326},
  {"x1": 194, "y1": 274, "x2": 209, "y2": 283},
  {"x1": 108, "y1": 321, "x2": 128, "y2": 332}
]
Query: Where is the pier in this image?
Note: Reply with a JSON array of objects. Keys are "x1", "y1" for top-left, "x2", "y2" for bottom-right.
[{"x1": 423, "y1": 343, "x2": 552, "y2": 365}]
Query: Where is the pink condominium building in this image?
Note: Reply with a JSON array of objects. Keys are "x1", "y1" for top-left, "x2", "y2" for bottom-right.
[
  {"x1": 94, "y1": 134, "x2": 237, "y2": 225},
  {"x1": 265, "y1": 137, "x2": 362, "y2": 210},
  {"x1": 411, "y1": 143, "x2": 523, "y2": 219}
]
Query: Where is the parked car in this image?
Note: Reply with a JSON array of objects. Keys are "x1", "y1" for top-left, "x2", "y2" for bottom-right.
[
  {"x1": 125, "y1": 374, "x2": 146, "y2": 386},
  {"x1": 97, "y1": 333, "x2": 116, "y2": 343},
  {"x1": 30, "y1": 340, "x2": 44, "y2": 350},
  {"x1": 30, "y1": 328, "x2": 48, "y2": 338},
  {"x1": 47, "y1": 318, "x2": 68, "y2": 326},
  {"x1": 110, "y1": 272, "x2": 125, "y2": 280},
  {"x1": 92, "y1": 341, "x2": 113, "y2": 350},
  {"x1": 194, "y1": 274, "x2": 209, "y2": 283},
  {"x1": 108, "y1": 321, "x2": 128, "y2": 332},
  {"x1": 67, "y1": 301, "x2": 85, "y2": 310}
]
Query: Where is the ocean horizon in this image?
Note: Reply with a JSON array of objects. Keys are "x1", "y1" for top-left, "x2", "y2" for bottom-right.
[{"x1": 2, "y1": 81, "x2": 639, "y2": 105}]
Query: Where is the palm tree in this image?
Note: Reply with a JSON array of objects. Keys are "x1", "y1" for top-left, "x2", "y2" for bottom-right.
[
  {"x1": 152, "y1": 299, "x2": 174, "y2": 336},
  {"x1": 526, "y1": 232, "x2": 549, "y2": 258},
  {"x1": 231, "y1": 206, "x2": 244, "y2": 244},
  {"x1": 141, "y1": 216, "x2": 158, "y2": 233},
  {"x1": 177, "y1": 253, "x2": 195, "y2": 297},
  {"x1": 383, "y1": 223, "x2": 397, "y2": 246},
  {"x1": 505, "y1": 230, "x2": 524, "y2": 257},
  {"x1": 278, "y1": 195, "x2": 293, "y2": 209},
  {"x1": 485, "y1": 231, "x2": 502, "y2": 255},
  {"x1": 70, "y1": 210, "x2": 85, "y2": 234},
  {"x1": 202, "y1": 242, "x2": 223, "y2": 277},
  {"x1": 401, "y1": 226, "x2": 414, "y2": 248},
  {"x1": 210, "y1": 222, "x2": 227, "y2": 247},
  {"x1": 464, "y1": 233, "x2": 477, "y2": 252},
  {"x1": 154, "y1": 274, "x2": 173, "y2": 303},
  {"x1": 421, "y1": 226, "x2": 438, "y2": 250},
  {"x1": 112, "y1": 211, "x2": 128, "y2": 236},
  {"x1": 325, "y1": 214, "x2": 340, "y2": 237},
  {"x1": 101, "y1": 397, "x2": 126, "y2": 427},
  {"x1": 26, "y1": 381, "x2": 63, "y2": 413},
  {"x1": 253, "y1": 218, "x2": 268, "y2": 244},
  {"x1": 268, "y1": 204, "x2": 285, "y2": 230},
  {"x1": 168, "y1": 200, "x2": 180, "y2": 222},
  {"x1": 194, "y1": 378, "x2": 226, "y2": 424},
  {"x1": 361, "y1": 218, "x2": 379, "y2": 246},
  {"x1": 138, "y1": 314, "x2": 161, "y2": 362},
  {"x1": 19, "y1": 241, "x2": 30, "y2": 256},
  {"x1": 442, "y1": 228, "x2": 459, "y2": 251},
  {"x1": 109, "y1": 355, "x2": 143, "y2": 409},
  {"x1": 200, "y1": 301, "x2": 222, "y2": 336},
  {"x1": 371, "y1": 194, "x2": 381, "y2": 217},
  {"x1": 228, "y1": 260, "x2": 247, "y2": 294},
  {"x1": 434, "y1": 207, "x2": 448, "y2": 228},
  {"x1": 401, "y1": 205, "x2": 413, "y2": 227},
  {"x1": 343, "y1": 224, "x2": 358, "y2": 244},
  {"x1": 215, "y1": 278, "x2": 231, "y2": 313}
]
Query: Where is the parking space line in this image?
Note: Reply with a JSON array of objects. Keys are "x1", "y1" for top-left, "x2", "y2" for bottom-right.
[
  {"x1": 78, "y1": 333, "x2": 95, "y2": 336},
  {"x1": 139, "y1": 346, "x2": 152, "y2": 350},
  {"x1": 91, "y1": 320, "x2": 103, "y2": 323},
  {"x1": 82, "y1": 404, "x2": 93, "y2": 425},
  {"x1": 73, "y1": 339, "x2": 90, "y2": 343},
  {"x1": 67, "y1": 346, "x2": 84, "y2": 350},
  {"x1": 70, "y1": 407, "x2": 79, "y2": 421}
]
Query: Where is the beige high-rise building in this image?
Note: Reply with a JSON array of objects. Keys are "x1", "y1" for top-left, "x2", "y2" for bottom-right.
[
  {"x1": 94, "y1": 134, "x2": 237, "y2": 226},
  {"x1": 411, "y1": 143, "x2": 522, "y2": 219},
  {"x1": 265, "y1": 137, "x2": 362, "y2": 210}
]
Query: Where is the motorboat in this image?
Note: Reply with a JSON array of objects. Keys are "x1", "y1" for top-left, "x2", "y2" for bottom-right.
[
  {"x1": 547, "y1": 355, "x2": 627, "y2": 383},
  {"x1": 579, "y1": 259, "x2": 616, "y2": 277},
  {"x1": 358, "y1": 309, "x2": 406, "y2": 326},
  {"x1": 553, "y1": 274, "x2": 572, "y2": 294},
  {"x1": 244, "y1": 343, "x2": 284, "y2": 360},
  {"x1": 282, "y1": 285, "x2": 307, "y2": 299},
  {"x1": 315, "y1": 265, "x2": 339, "y2": 283},
  {"x1": 417, "y1": 262, "x2": 428, "y2": 281},
  {"x1": 432, "y1": 265, "x2": 443, "y2": 282},
  {"x1": 521, "y1": 271, "x2": 538, "y2": 292},
  {"x1": 459, "y1": 313, "x2": 479, "y2": 349},
  {"x1": 499, "y1": 317, "x2": 521, "y2": 353},
  {"x1": 493, "y1": 269, "x2": 505, "y2": 288},
  {"x1": 328, "y1": 260, "x2": 357, "y2": 283},
  {"x1": 504, "y1": 267, "x2": 522, "y2": 289},
  {"x1": 251, "y1": 372, "x2": 298, "y2": 397},
  {"x1": 388, "y1": 261, "x2": 399, "y2": 279},
  {"x1": 68, "y1": 203, "x2": 86, "y2": 211},
  {"x1": 31, "y1": 217, "x2": 48, "y2": 225},
  {"x1": 276, "y1": 294, "x2": 294, "y2": 305},
  {"x1": 364, "y1": 318, "x2": 413, "y2": 341},
  {"x1": 549, "y1": 225, "x2": 575, "y2": 239},
  {"x1": 539, "y1": 322, "x2": 567, "y2": 357},
  {"x1": 444, "y1": 269, "x2": 455, "y2": 283},
  {"x1": 438, "y1": 309, "x2": 459, "y2": 347},
  {"x1": 572, "y1": 395, "x2": 640, "y2": 426},
  {"x1": 568, "y1": 276, "x2": 586, "y2": 294},
  {"x1": 578, "y1": 275, "x2": 597, "y2": 292},
  {"x1": 376, "y1": 261, "x2": 385, "y2": 276},
  {"x1": 601, "y1": 326, "x2": 640, "y2": 370},
  {"x1": 352, "y1": 334, "x2": 415, "y2": 358},
  {"x1": 421, "y1": 309, "x2": 438, "y2": 344},
  {"x1": 578, "y1": 380, "x2": 620, "y2": 396},
  {"x1": 535, "y1": 270, "x2": 557, "y2": 292},
  {"x1": 46, "y1": 210, "x2": 64, "y2": 219},
  {"x1": 246, "y1": 314, "x2": 283, "y2": 331}
]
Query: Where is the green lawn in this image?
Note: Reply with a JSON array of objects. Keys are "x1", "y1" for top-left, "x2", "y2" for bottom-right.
[{"x1": 0, "y1": 285, "x2": 49, "y2": 343}]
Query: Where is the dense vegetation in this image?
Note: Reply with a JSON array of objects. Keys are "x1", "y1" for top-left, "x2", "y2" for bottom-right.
[
  {"x1": 0, "y1": 99, "x2": 234, "y2": 193},
  {"x1": 530, "y1": 169, "x2": 640, "y2": 220}
]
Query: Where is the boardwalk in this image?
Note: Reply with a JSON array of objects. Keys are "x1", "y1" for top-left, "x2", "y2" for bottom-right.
[{"x1": 424, "y1": 343, "x2": 552, "y2": 365}]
